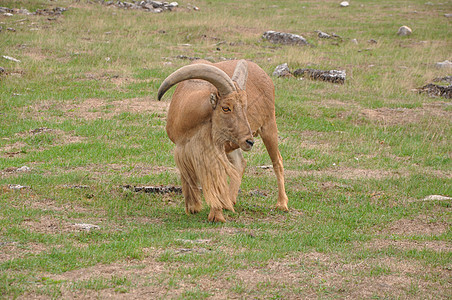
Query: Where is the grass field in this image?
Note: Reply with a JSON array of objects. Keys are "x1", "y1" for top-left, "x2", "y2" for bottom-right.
[{"x1": 1, "y1": 0, "x2": 451, "y2": 298}]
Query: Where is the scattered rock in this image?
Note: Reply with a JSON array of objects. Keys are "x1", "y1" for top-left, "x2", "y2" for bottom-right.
[
  {"x1": 351, "y1": 38, "x2": 358, "y2": 44},
  {"x1": 100, "y1": 0, "x2": 180, "y2": 13},
  {"x1": 257, "y1": 165, "x2": 273, "y2": 170},
  {"x1": 2, "y1": 55, "x2": 20, "y2": 63},
  {"x1": 28, "y1": 127, "x2": 53, "y2": 134},
  {"x1": 315, "y1": 30, "x2": 342, "y2": 40},
  {"x1": 8, "y1": 184, "x2": 30, "y2": 190},
  {"x1": 444, "y1": 13, "x2": 452, "y2": 18},
  {"x1": 175, "y1": 54, "x2": 200, "y2": 61},
  {"x1": 272, "y1": 63, "x2": 291, "y2": 77},
  {"x1": 123, "y1": 184, "x2": 182, "y2": 194},
  {"x1": 262, "y1": 31, "x2": 309, "y2": 46},
  {"x1": 293, "y1": 68, "x2": 346, "y2": 84},
  {"x1": 397, "y1": 25, "x2": 412, "y2": 36},
  {"x1": 368, "y1": 39, "x2": 378, "y2": 44},
  {"x1": 435, "y1": 60, "x2": 452, "y2": 69},
  {"x1": 340, "y1": 1, "x2": 349, "y2": 7},
  {"x1": 0, "y1": 67, "x2": 6, "y2": 75},
  {"x1": 415, "y1": 83, "x2": 452, "y2": 99},
  {"x1": 0, "y1": 6, "x2": 66, "y2": 16},
  {"x1": 433, "y1": 75, "x2": 452, "y2": 84},
  {"x1": 422, "y1": 195, "x2": 452, "y2": 201},
  {"x1": 16, "y1": 166, "x2": 30, "y2": 172},
  {"x1": 73, "y1": 223, "x2": 100, "y2": 231},
  {"x1": 62, "y1": 184, "x2": 90, "y2": 189}
]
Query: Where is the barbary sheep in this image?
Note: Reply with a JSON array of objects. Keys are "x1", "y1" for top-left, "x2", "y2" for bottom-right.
[{"x1": 157, "y1": 59, "x2": 288, "y2": 222}]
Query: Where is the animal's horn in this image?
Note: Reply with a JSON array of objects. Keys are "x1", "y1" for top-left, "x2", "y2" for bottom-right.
[
  {"x1": 158, "y1": 64, "x2": 236, "y2": 100},
  {"x1": 231, "y1": 60, "x2": 248, "y2": 91}
]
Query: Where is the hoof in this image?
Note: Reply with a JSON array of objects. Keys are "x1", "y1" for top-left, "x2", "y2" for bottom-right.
[
  {"x1": 208, "y1": 209, "x2": 226, "y2": 223},
  {"x1": 276, "y1": 202, "x2": 289, "y2": 212},
  {"x1": 186, "y1": 202, "x2": 202, "y2": 215}
]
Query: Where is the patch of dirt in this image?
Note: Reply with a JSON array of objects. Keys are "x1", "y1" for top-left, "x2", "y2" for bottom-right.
[
  {"x1": 379, "y1": 215, "x2": 450, "y2": 236},
  {"x1": 20, "y1": 215, "x2": 96, "y2": 234},
  {"x1": 67, "y1": 163, "x2": 178, "y2": 177},
  {"x1": 364, "y1": 239, "x2": 452, "y2": 252},
  {"x1": 29, "y1": 97, "x2": 169, "y2": 121},
  {"x1": 0, "y1": 242, "x2": 50, "y2": 263},
  {"x1": 250, "y1": 166, "x2": 403, "y2": 180},
  {"x1": 360, "y1": 103, "x2": 451, "y2": 126},
  {"x1": 1, "y1": 129, "x2": 85, "y2": 157}
]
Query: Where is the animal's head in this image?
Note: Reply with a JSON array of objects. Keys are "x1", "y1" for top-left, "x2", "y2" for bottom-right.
[{"x1": 158, "y1": 60, "x2": 254, "y2": 151}]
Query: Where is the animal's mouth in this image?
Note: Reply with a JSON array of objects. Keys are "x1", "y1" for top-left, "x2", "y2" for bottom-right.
[{"x1": 240, "y1": 139, "x2": 254, "y2": 151}]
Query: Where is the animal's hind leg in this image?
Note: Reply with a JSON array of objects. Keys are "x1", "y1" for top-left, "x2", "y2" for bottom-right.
[
  {"x1": 259, "y1": 118, "x2": 289, "y2": 211},
  {"x1": 226, "y1": 149, "x2": 246, "y2": 205}
]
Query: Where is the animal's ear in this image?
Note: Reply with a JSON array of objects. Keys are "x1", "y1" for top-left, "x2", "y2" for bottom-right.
[
  {"x1": 231, "y1": 59, "x2": 248, "y2": 91},
  {"x1": 210, "y1": 93, "x2": 218, "y2": 109}
]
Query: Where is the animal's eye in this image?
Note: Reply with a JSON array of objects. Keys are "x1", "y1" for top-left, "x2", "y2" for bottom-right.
[{"x1": 222, "y1": 107, "x2": 231, "y2": 112}]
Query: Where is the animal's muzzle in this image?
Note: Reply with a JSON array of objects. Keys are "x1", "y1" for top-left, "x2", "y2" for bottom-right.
[{"x1": 246, "y1": 139, "x2": 254, "y2": 148}]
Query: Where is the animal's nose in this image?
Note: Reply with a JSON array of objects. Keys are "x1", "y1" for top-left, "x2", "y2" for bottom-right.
[{"x1": 246, "y1": 139, "x2": 254, "y2": 147}]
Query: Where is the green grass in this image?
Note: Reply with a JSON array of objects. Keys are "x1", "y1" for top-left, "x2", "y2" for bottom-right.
[{"x1": 0, "y1": 0, "x2": 451, "y2": 298}]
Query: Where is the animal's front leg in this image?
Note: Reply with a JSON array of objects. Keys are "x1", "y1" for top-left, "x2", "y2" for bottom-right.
[
  {"x1": 208, "y1": 207, "x2": 226, "y2": 223},
  {"x1": 226, "y1": 149, "x2": 246, "y2": 205}
]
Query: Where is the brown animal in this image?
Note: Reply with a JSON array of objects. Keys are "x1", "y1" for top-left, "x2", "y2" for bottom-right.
[{"x1": 158, "y1": 59, "x2": 288, "y2": 222}]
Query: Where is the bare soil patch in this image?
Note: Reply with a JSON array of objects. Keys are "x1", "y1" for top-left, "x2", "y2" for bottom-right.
[
  {"x1": 25, "y1": 97, "x2": 168, "y2": 121},
  {"x1": 379, "y1": 215, "x2": 449, "y2": 236},
  {"x1": 63, "y1": 98, "x2": 168, "y2": 121},
  {"x1": 360, "y1": 103, "x2": 451, "y2": 126},
  {"x1": 67, "y1": 163, "x2": 178, "y2": 177},
  {"x1": 0, "y1": 242, "x2": 49, "y2": 263},
  {"x1": 364, "y1": 239, "x2": 452, "y2": 252},
  {"x1": 249, "y1": 166, "x2": 403, "y2": 180}
]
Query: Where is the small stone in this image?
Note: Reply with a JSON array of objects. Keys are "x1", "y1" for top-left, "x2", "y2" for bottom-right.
[
  {"x1": 397, "y1": 25, "x2": 412, "y2": 36},
  {"x1": 351, "y1": 38, "x2": 358, "y2": 44},
  {"x1": 262, "y1": 31, "x2": 309, "y2": 46},
  {"x1": 8, "y1": 184, "x2": 29, "y2": 190},
  {"x1": 340, "y1": 1, "x2": 349, "y2": 7},
  {"x1": 74, "y1": 223, "x2": 100, "y2": 231},
  {"x1": 422, "y1": 195, "x2": 452, "y2": 201},
  {"x1": 2, "y1": 55, "x2": 20, "y2": 62},
  {"x1": 445, "y1": 14, "x2": 452, "y2": 18},
  {"x1": 316, "y1": 30, "x2": 331, "y2": 39},
  {"x1": 16, "y1": 166, "x2": 30, "y2": 172},
  {"x1": 435, "y1": 60, "x2": 452, "y2": 68},
  {"x1": 272, "y1": 63, "x2": 291, "y2": 77}
]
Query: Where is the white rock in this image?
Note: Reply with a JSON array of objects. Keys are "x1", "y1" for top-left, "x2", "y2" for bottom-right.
[
  {"x1": 8, "y1": 184, "x2": 29, "y2": 190},
  {"x1": 2, "y1": 55, "x2": 21, "y2": 62},
  {"x1": 397, "y1": 25, "x2": 412, "y2": 36},
  {"x1": 422, "y1": 195, "x2": 452, "y2": 201},
  {"x1": 340, "y1": 1, "x2": 349, "y2": 7},
  {"x1": 272, "y1": 63, "x2": 291, "y2": 77},
  {"x1": 17, "y1": 166, "x2": 30, "y2": 172},
  {"x1": 74, "y1": 223, "x2": 100, "y2": 231},
  {"x1": 435, "y1": 60, "x2": 452, "y2": 68},
  {"x1": 351, "y1": 38, "x2": 358, "y2": 44}
]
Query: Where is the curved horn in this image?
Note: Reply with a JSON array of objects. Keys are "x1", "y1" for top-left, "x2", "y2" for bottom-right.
[
  {"x1": 231, "y1": 60, "x2": 248, "y2": 91},
  {"x1": 158, "y1": 64, "x2": 236, "y2": 100}
]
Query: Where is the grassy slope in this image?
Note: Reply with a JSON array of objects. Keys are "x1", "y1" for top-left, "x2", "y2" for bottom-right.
[{"x1": 0, "y1": 0, "x2": 451, "y2": 299}]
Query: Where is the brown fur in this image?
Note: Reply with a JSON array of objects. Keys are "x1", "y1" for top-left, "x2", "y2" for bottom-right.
[{"x1": 162, "y1": 60, "x2": 288, "y2": 222}]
